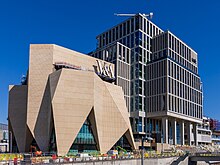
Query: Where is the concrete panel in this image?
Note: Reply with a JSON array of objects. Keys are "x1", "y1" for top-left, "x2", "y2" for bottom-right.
[
  {"x1": 8, "y1": 85, "x2": 28, "y2": 152},
  {"x1": 34, "y1": 79, "x2": 52, "y2": 152},
  {"x1": 27, "y1": 44, "x2": 54, "y2": 138},
  {"x1": 104, "y1": 82, "x2": 136, "y2": 150},
  {"x1": 9, "y1": 44, "x2": 135, "y2": 156},
  {"x1": 52, "y1": 69, "x2": 94, "y2": 155}
]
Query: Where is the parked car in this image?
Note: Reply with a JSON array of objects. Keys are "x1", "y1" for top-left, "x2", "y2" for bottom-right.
[{"x1": 76, "y1": 153, "x2": 93, "y2": 161}]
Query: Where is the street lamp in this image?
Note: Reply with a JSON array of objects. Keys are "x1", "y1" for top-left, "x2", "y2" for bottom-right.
[
  {"x1": 9, "y1": 131, "x2": 12, "y2": 153},
  {"x1": 141, "y1": 136, "x2": 153, "y2": 165},
  {"x1": 161, "y1": 134, "x2": 164, "y2": 154}
]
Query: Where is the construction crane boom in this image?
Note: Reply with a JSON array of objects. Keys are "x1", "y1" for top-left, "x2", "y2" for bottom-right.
[
  {"x1": 114, "y1": 13, "x2": 136, "y2": 17},
  {"x1": 114, "y1": 12, "x2": 153, "y2": 19}
]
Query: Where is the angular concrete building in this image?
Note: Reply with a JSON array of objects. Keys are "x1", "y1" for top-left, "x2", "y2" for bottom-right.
[{"x1": 8, "y1": 44, "x2": 135, "y2": 156}]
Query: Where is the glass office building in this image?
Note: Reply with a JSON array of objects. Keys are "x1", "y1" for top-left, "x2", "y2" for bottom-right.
[
  {"x1": 90, "y1": 13, "x2": 203, "y2": 146},
  {"x1": 89, "y1": 14, "x2": 163, "y2": 139}
]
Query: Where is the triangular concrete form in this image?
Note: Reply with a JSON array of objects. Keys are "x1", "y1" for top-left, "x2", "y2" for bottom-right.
[
  {"x1": 9, "y1": 68, "x2": 136, "y2": 155},
  {"x1": 25, "y1": 126, "x2": 34, "y2": 152},
  {"x1": 49, "y1": 70, "x2": 62, "y2": 100},
  {"x1": 34, "y1": 79, "x2": 52, "y2": 152},
  {"x1": 98, "y1": 82, "x2": 129, "y2": 153},
  {"x1": 27, "y1": 45, "x2": 54, "y2": 138},
  {"x1": 94, "y1": 75, "x2": 136, "y2": 153},
  {"x1": 93, "y1": 75, "x2": 105, "y2": 151},
  {"x1": 52, "y1": 69, "x2": 94, "y2": 155},
  {"x1": 8, "y1": 85, "x2": 28, "y2": 152},
  {"x1": 9, "y1": 44, "x2": 136, "y2": 156},
  {"x1": 104, "y1": 83, "x2": 136, "y2": 150},
  {"x1": 34, "y1": 70, "x2": 67, "y2": 152}
]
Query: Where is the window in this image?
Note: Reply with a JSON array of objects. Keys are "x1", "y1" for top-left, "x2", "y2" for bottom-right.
[
  {"x1": 131, "y1": 18, "x2": 134, "y2": 32},
  {"x1": 116, "y1": 27, "x2": 118, "y2": 40},
  {"x1": 123, "y1": 22, "x2": 126, "y2": 36},
  {"x1": 131, "y1": 33, "x2": 134, "y2": 47},
  {"x1": 139, "y1": 96, "x2": 142, "y2": 111},
  {"x1": 130, "y1": 97, "x2": 134, "y2": 111},
  {"x1": 112, "y1": 28, "x2": 115, "y2": 41},
  {"x1": 119, "y1": 24, "x2": 123, "y2": 38},
  {"x1": 135, "y1": 16, "x2": 139, "y2": 30},
  {"x1": 135, "y1": 96, "x2": 139, "y2": 111},
  {"x1": 127, "y1": 20, "x2": 130, "y2": 34},
  {"x1": 138, "y1": 117, "x2": 142, "y2": 132}
]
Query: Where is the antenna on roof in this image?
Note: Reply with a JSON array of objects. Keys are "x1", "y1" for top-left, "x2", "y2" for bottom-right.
[{"x1": 114, "y1": 12, "x2": 153, "y2": 19}]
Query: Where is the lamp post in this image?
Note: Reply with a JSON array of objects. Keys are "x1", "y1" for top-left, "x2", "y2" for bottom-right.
[
  {"x1": 141, "y1": 136, "x2": 153, "y2": 165},
  {"x1": 141, "y1": 136, "x2": 145, "y2": 165},
  {"x1": 161, "y1": 134, "x2": 164, "y2": 154},
  {"x1": 9, "y1": 131, "x2": 12, "y2": 153}
]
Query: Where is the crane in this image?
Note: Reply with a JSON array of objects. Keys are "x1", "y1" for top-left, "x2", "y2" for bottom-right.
[{"x1": 114, "y1": 12, "x2": 153, "y2": 19}]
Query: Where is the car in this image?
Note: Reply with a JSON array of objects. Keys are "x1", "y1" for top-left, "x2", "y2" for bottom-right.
[{"x1": 76, "y1": 153, "x2": 93, "y2": 161}]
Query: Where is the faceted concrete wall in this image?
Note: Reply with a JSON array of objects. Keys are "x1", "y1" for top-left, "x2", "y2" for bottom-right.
[{"x1": 8, "y1": 44, "x2": 135, "y2": 156}]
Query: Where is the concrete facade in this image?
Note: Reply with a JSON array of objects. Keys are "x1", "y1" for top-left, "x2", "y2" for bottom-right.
[{"x1": 8, "y1": 44, "x2": 135, "y2": 156}]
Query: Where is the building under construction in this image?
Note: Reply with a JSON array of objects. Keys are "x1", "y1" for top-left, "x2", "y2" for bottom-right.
[{"x1": 209, "y1": 118, "x2": 220, "y2": 131}]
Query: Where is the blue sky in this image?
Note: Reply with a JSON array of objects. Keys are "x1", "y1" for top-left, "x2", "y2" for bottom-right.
[{"x1": 0, "y1": 0, "x2": 220, "y2": 124}]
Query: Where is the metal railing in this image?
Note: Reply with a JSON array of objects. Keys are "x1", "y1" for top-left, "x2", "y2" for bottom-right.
[
  {"x1": 3, "y1": 151, "x2": 220, "y2": 164},
  {"x1": 189, "y1": 151, "x2": 220, "y2": 157},
  {"x1": 0, "y1": 151, "x2": 184, "y2": 164}
]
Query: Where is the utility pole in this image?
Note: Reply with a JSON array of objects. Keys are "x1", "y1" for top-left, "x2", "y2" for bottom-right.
[
  {"x1": 141, "y1": 136, "x2": 144, "y2": 165},
  {"x1": 141, "y1": 136, "x2": 153, "y2": 165},
  {"x1": 10, "y1": 131, "x2": 12, "y2": 153}
]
